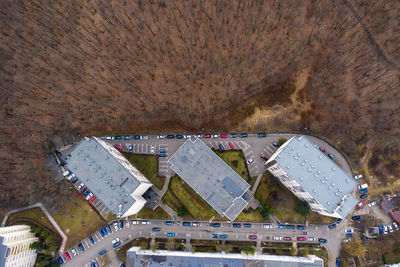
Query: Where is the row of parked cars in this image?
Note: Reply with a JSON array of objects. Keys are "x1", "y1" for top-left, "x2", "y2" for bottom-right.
[
  {"x1": 107, "y1": 133, "x2": 270, "y2": 141},
  {"x1": 379, "y1": 221, "x2": 399, "y2": 235}
]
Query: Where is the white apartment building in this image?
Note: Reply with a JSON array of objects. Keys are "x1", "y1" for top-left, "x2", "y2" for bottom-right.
[
  {"x1": 65, "y1": 137, "x2": 153, "y2": 217},
  {"x1": 0, "y1": 225, "x2": 38, "y2": 267},
  {"x1": 266, "y1": 136, "x2": 359, "y2": 218}
]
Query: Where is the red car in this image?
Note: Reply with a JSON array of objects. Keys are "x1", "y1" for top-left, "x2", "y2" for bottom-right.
[
  {"x1": 229, "y1": 143, "x2": 234, "y2": 149},
  {"x1": 297, "y1": 237, "x2": 306, "y2": 241},
  {"x1": 249, "y1": 235, "x2": 257, "y2": 240},
  {"x1": 89, "y1": 195, "x2": 96, "y2": 203},
  {"x1": 302, "y1": 231, "x2": 308, "y2": 235},
  {"x1": 357, "y1": 201, "x2": 365, "y2": 208},
  {"x1": 319, "y1": 147, "x2": 326, "y2": 153},
  {"x1": 203, "y1": 134, "x2": 211, "y2": 138},
  {"x1": 260, "y1": 153, "x2": 269, "y2": 161},
  {"x1": 64, "y1": 252, "x2": 71, "y2": 261},
  {"x1": 81, "y1": 186, "x2": 87, "y2": 193},
  {"x1": 284, "y1": 237, "x2": 292, "y2": 241},
  {"x1": 115, "y1": 144, "x2": 123, "y2": 151},
  {"x1": 221, "y1": 134, "x2": 228, "y2": 138}
]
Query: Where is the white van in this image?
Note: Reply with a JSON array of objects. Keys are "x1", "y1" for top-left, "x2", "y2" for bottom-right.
[{"x1": 357, "y1": 183, "x2": 368, "y2": 190}]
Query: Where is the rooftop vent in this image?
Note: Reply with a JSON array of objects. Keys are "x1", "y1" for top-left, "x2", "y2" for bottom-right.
[
  {"x1": 327, "y1": 201, "x2": 330, "y2": 205},
  {"x1": 317, "y1": 170, "x2": 321, "y2": 174},
  {"x1": 328, "y1": 186, "x2": 332, "y2": 190},
  {"x1": 332, "y1": 167, "x2": 336, "y2": 171},
  {"x1": 338, "y1": 188, "x2": 343, "y2": 193},
  {"x1": 286, "y1": 165, "x2": 290, "y2": 169},
  {"x1": 299, "y1": 177, "x2": 304, "y2": 181},
  {"x1": 325, "y1": 177, "x2": 328, "y2": 181},
  {"x1": 319, "y1": 155, "x2": 323, "y2": 159},
  {"x1": 313, "y1": 189, "x2": 317, "y2": 193},
  {"x1": 297, "y1": 152, "x2": 301, "y2": 156},
  {"x1": 311, "y1": 164, "x2": 315, "y2": 168},
  {"x1": 314, "y1": 174, "x2": 318, "y2": 178},
  {"x1": 335, "y1": 192, "x2": 339, "y2": 196},
  {"x1": 321, "y1": 180, "x2": 326, "y2": 184},
  {"x1": 294, "y1": 156, "x2": 298, "y2": 160},
  {"x1": 331, "y1": 183, "x2": 335, "y2": 187},
  {"x1": 304, "y1": 159, "x2": 308, "y2": 162},
  {"x1": 305, "y1": 144, "x2": 309, "y2": 147},
  {"x1": 346, "y1": 179, "x2": 350, "y2": 183},
  {"x1": 301, "y1": 162, "x2": 305, "y2": 166},
  {"x1": 307, "y1": 168, "x2": 312, "y2": 172}
]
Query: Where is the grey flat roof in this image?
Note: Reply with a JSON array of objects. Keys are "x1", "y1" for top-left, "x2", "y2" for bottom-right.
[
  {"x1": 127, "y1": 248, "x2": 324, "y2": 267},
  {"x1": 66, "y1": 137, "x2": 140, "y2": 216},
  {"x1": 269, "y1": 136, "x2": 358, "y2": 216},
  {"x1": 0, "y1": 236, "x2": 7, "y2": 267},
  {"x1": 168, "y1": 139, "x2": 251, "y2": 221}
]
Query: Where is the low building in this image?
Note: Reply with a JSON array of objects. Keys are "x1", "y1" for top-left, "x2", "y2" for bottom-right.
[
  {"x1": 126, "y1": 247, "x2": 324, "y2": 267},
  {"x1": 168, "y1": 138, "x2": 252, "y2": 221},
  {"x1": 265, "y1": 136, "x2": 358, "y2": 218},
  {"x1": 65, "y1": 137, "x2": 153, "y2": 217},
  {"x1": 0, "y1": 225, "x2": 38, "y2": 267}
]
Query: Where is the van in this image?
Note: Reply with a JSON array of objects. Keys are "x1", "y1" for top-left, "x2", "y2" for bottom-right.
[
  {"x1": 63, "y1": 170, "x2": 70, "y2": 177},
  {"x1": 357, "y1": 183, "x2": 368, "y2": 190}
]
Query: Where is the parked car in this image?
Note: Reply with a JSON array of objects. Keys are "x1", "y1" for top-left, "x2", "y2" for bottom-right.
[
  {"x1": 166, "y1": 233, "x2": 175, "y2": 237},
  {"x1": 152, "y1": 227, "x2": 161, "y2": 232},
  {"x1": 284, "y1": 237, "x2": 292, "y2": 241},
  {"x1": 159, "y1": 148, "x2": 168, "y2": 153},
  {"x1": 123, "y1": 136, "x2": 130, "y2": 140},
  {"x1": 221, "y1": 134, "x2": 228, "y2": 138},
  {"x1": 71, "y1": 248, "x2": 77, "y2": 256},
  {"x1": 119, "y1": 220, "x2": 124, "y2": 228},
  {"x1": 278, "y1": 225, "x2": 286, "y2": 229},
  {"x1": 141, "y1": 220, "x2": 150, "y2": 225},
  {"x1": 102, "y1": 227, "x2": 108, "y2": 235},
  {"x1": 81, "y1": 186, "x2": 87, "y2": 193},
  {"x1": 89, "y1": 195, "x2": 96, "y2": 203},
  {"x1": 286, "y1": 225, "x2": 295, "y2": 229},
  {"x1": 165, "y1": 221, "x2": 174, "y2": 226},
  {"x1": 77, "y1": 183, "x2": 84, "y2": 191},
  {"x1": 159, "y1": 154, "x2": 168, "y2": 157},
  {"x1": 85, "y1": 192, "x2": 93, "y2": 200},
  {"x1": 388, "y1": 224, "x2": 394, "y2": 233},
  {"x1": 345, "y1": 229, "x2": 354, "y2": 233},
  {"x1": 113, "y1": 222, "x2": 119, "y2": 231},
  {"x1": 384, "y1": 225, "x2": 388, "y2": 234},
  {"x1": 229, "y1": 133, "x2": 238, "y2": 138},
  {"x1": 229, "y1": 142, "x2": 235, "y2": 149},
  {"x1": 128, "y1": 145, "x2": 133, "y2": 152},
  {"x1": 183, "y1": 222, "x2": 191, "y2": 227},
  {"x1": 358, "y1": 183, "x2": 368, "y2": 190},
  {"x1": 218, "y1": 144, "x2": 225, "y2": 151},
  {"x1": 114, "y1": 136, "x2": 122, "y2": 140},
  {"x1": 157, "y1": 135, "x2": 166, "y2": 139},
  {"x1": 249, "y1": 235, "x2": 257, "y2": 240},
  {"x1": 393, "y1": 221, "x2": 399, "y2": 231},
  {"x1": 243, "y1": 223, "x2": 252, "y2": 228},
  {"x1": 260, "y1": 153, "x2": 268, "y2": 160},
  {"x1": 78, "y1": 243, "x2": 85, "y2": 252},
  {"x1": 318, "y1": 238, "x2": 327, "y2": 243},
  {"x1": 106, "y1": 136, "x2": 113, "y2": 140},
  {"x1": 272, "y1": 141, "x2": 279, "y2": 147},
  {"x1": 212, "y1": 234, "x2": 219, "y2": 238},
  {"x1": 71, "y1": 177, "x2": 79, "y2": 184},
  {"x1": 328, "y1": 224, "x2": 337, "y2": 229},
  {"x1": 297, "y1": 237, "x2": 306, "y2": 241},
  {"x1": 328, "y1": 153, "x2": 335, "y2": 160},
  {"x1": 132, "y1": 135, "x2": 140, "y2": 139},
  {"x1": 203, "y1": 134, "x2": 211, "y2": 138},
  {"x1": 360, "y1": 193, "x2": 368, "y2": 199},
  {"x1": 337, "y1": 218, "x2": 342, "y2": 224},
  {"x1": 140, "y1": 136, "x2": 148, "y2": 139},
  {"x1": 302, "y1": 232, "x2": 308, "y2": 235},
  {"x1": 378, "y1": 225, "x2": 383, "y2": 234},
  {"x1": 192, "y1": 222, "x2": 200, "y2": 227},
  {"x1": 184, "y1": 134, "x2": 191, "y2": 138},
  {"x1": 99, "y1": 230, "x2": 104, "y2": 237},
  {"x1": 246, "y1": 158, "x2": 254, "y2": 164},
  {"x1": 166, "y1": 135, "x2": 174, "y2": 139},
  {"x1": 220, "y1": 234, "x2": 227, "y2": 239},
  {"x1": 368, "y1": 201, "x2": 377, "y2": 207},
  {"x1": 112, "y1": 238, "x2": 120, "y2": 245},
  {"x1": 357, "y1": 201, "x2": 365, "y2": 207},
  {"x1": 212, "y1": 134, "x2": 218, "y2": 138},
  {"x1": 233, "y1": 223, "x2": 241, "y2": 228},
  {"x1": 352, "y1": 216, "x2": 361, "y2": 220},
  {"x1": 257, "y1": 133, "x2": 266, "y2": 137},
  {"x1": 115, "y1": 144, "x2": 123, "y2": 151},
  {"x1": 60, "y1": 161, "x2": 67, "y2": 166},
  {"x1": 263, "y1": 224, "x2": 272, "y2": 229},
  {"x1": 336, "y1": 257, "x2": 341, "y2": 267},
  {"x1": 359, "y1": 189, "x2": 368, "y2": 194},
  {"x1": 239, "y1": 133, "x2": 248, "y2": 138},
  {"x1": 106, "y1": 225, "x2": 112, "y2": 233},
  {"x1": 346, "y1": 233, "x2": 353, "y2": 237},
  {"x1": 297, "y1": 225, "x2": 306, "y2": 230},
  {"x1": 354, "y1": 174, "x2": 363, "y2": 179},
  {"x1": 273, "y1": 236, "x2": 281, "y2": 241},
  {"x1": 64, "y1": 252, "x2": 71, "y2": 261},
  {"x1": 89, "y1": 236, "x2": 95, "y2": 244},
  {"x1": 83, "y1": 189, "x2": 91, "y2": 197},
  {"x1": 307, "y1": 237, "x2": 316, "y2": 242},
  {"x1": 58, "y1": 257, "x2": 64, "y2": 264},
  {"x1": 211, "y1": 223, "x2": 221, "y2": 227},
  {"x1": 176, "y1": 135, "x2": 183, "y2": 139},
  {"x1": 319, "y1": 147, "x2": 326, "y2": 153},
  {"x1": 99, "y1": 249, "x2": 107, "y2": 256}
]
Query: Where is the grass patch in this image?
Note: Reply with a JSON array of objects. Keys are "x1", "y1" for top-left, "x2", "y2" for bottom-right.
[
  {"x1": 214, "y1": 150, "x2": 252, "y2": 184},
  {"x1": 122, "y1": 153, "x2": 165, "y2": 190},
  {"x1": 116, "y1": 238, "x2": 149, "y2": 263},
  {"x1": 235, "y1": 208, "x2": 264, "y2": 222},
  {"x1": 132, "y1": 206, "x2": 170, "y2": 219},
  {"x1": 7, "y1": 208, "x2": 56, "y2": 233},
  {"x1": 49, "y1": 197, "x2": 105, "y2": 247},
  {"x1": 385, "y1": 254, "x2": 400, "y2": 264}
]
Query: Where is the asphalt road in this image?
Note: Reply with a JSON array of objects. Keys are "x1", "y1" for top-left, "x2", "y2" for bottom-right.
[{"x1": 62, "y1": 219, "x2": 349, "y2": 267}]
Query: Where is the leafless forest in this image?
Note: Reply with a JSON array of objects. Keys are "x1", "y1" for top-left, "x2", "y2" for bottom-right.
[{"x1": 0, "y1": 0, "x2": 399, "y2": 215}]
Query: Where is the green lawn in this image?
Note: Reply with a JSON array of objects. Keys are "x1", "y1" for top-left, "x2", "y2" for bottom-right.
[
  {"x1": 7, "y1": 208, "x2": 56, "y2": 232},
  {"x1": 122, "y1": 153, "x2": 165, "y2": 190},
  {"x1": 132, "y1": 206, "x2": 170, "y2": 220},
  {"x1": 235, "y1": 209, "x2": 264, "y2": 222},
  {"x1": 214, "y1": 150, "x2": 252, "y2": 184}
]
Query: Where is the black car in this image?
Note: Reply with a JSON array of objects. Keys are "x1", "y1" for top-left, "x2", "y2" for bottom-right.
[
  {"x1": 176, "y1": 135, "x2": 183, "y2": 139},
  {"x1": 60, "y1": 161, "x2": 67, "y2": 166},
  {"x1": 297, "y1": 225, "x2": 306, "y2": 230},
  {"x1": 123, "y1": 136, "x2": 131, "y2": 140},
  {"x1": 152, "y1": 227, "x2": 161, "y2": 232},
  {"x1": 286, "y1": 225, "x2": 295, "y2": 229},
  {"x1": 71, "y1": 177, "x2": 79, "y2": 184},
  {"x1": 159, "y1": 149, "x2": 168, "y2": 153},
  {"x1": 119, "y1": 220, "x2": 124, "y2": 228},
  {"x1": 328, "y1": 154, "x2": 335, "y2": 160},
  {"x1": 232, "y1": 223, "x2": 241, "y2": 228},
  {"x1": 159, "y1": 154, "x2": 168, "y2": 157},
  {"x1": 106, "y1": 225, "x2": 112, "y2": 233},
  {"x1": 318, "y1": 238, "x2": 327, "y2": 243},
  {"x1": 218, "y1": 144, "x2": 225, "y2": 151},
  {"x1": 257, "y1": 133, "x2": 267, "y2": 137},
  {"x1": 166, "y1": 135, "x2": 174, "y2": 139},
  {"x1": 133, "y1": 135, "x2": 140, "y2": 139},
  {"x1": 83, "y1": 190, "x2": 91, "y2": 197},
  {"x1": 243, "y1": 223, "x2": 252, "y2": 228},
  {"x1": 55, "y1": 150, "x2": 62, "y2": 157},
  {"x1": 272, "y1": 141, "x2": 279, "y2": 147},
  {"x1": 352, "y1": 215, "x2": 361, "y2": 220},
  {"x1": 114, "y1": 136, "x2": 123, "y2": 140},
  {"x1": 239, "y1": 133, "x2": 248, "y2": 138},
  {"x1": 210, "y1": 223, "x2": 221, "y2": 227},
  {"x1": 78, "y1": 243, "x2": 85, "y2": 252}
]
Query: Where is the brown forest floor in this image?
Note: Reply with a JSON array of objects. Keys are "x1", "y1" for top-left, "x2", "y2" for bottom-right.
[{"x1": 0, "y1": 0, "x2": 400, "y2": 217}]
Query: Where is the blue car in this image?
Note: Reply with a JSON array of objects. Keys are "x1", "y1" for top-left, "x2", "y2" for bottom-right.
[
  {"x1": 257, "y1": 133, "x2": 267, "y2": 137},
  {"x1": 99, "y1": 230, "x2": 105, "y2": 237},
  {"x1": 360, "y1": 194, "x2": 368, "y2": 199},
  {"x1": 84, "y1": 189, "x2": 91, "y2": 197},
  {"x1": 286, "y1": 225, "x2": 295, "y2": 229},
  {"x1": 297, "y1": 225, "x2": 306, "y2": 230},
  {"x1": 113, "y1": 241, "x2": 121, "y2": 248},
  {"x1": 102, "y1": 227, "x2": 108, "y2": 235},
  {"x1": 166, "y1": 135, "x2": 174, "y2": 139},
  {"x1": 352, "y1": 215, "x2": 361, "y2": 220},
  {"x1": 159, "y1": 149, "x2": 168, "y2": 153},
  {"x1": 176, "y1": 135, "x2": 183, "y2": 139},
  {"x1": 123, "y1": 136, "x2": 130, "y2": 140},
  {"x1": 278, "y1": 225, "x2": 286, "y2": 229},
  {"x1": 346, "y1": 233, "x2": 353, "y2": 237},
  {"x1": 129, "y1": 145, "x2": 133, "y2": 152},
  {"x1": 183, "y1": 222, "x2": 191, "y2": 227},
  {"x1": 119, "y1": 220, "x2": 124, "y2": 228},
  {"x1": 359, "y1": 189, "x2": 368, "y2": 194},
  {"x1": 71, "y1": 177, "x2": 78, "y2": 184},
  {"x1": 378, "y1": 225, "x2": 383, "y2": 234},
  {"x1": 159, "y1": 154, "x2": 168, "y2": 157},
  {"x1": 212, "y1": 234, "x2": 219, "y2": 238},
  {"x1": 211, "y1": 223, "x2": 221, "y2": 227},
  {"x1": 89, "y1": 236, "x2": 95, "y2": 244},
  {"x1": 78, "y1": 243, "x2": 85, "y2": 252},
  {"x1": 152, "y1": 227, "x2": 161, "y2": 232},
  {"x1": 336, "y1": 218, "x2": 342, "y2": 224},
  {"x1": 99, "y1": 249, "x2": 106, "y2": 256},
  {"x1": 220, "y1": 234, "x2": 227, "y2": 239},
  {"x1": 166, "y1": 233, "x2": 175, "y2": 237},
  {"x1": 318, "y1": 238, "x2": 327, "y2": 243},
  {"x1": 328, "y1": 224, "x2": 337, "y2": 229},
  {"x1": 336, "y1": 257, "x2": 340, "y2": 266},
  {"x1": 328, "y1": 154, "x2": 335, "y2": 160},
  {"x1": 232, "y1": 223, "x2": 241, "y2": 228},
  {"x1": 218, "y1": 144, "x2": 225, "y2": 151},
  {"x1": 239, "y1": 133, "x2": 248, "y2": 138},
  {"x1": 230, "y1": 133, "x2": 238, "y2": 138},
  {"x1": 165, "y1": 221, "x2": 174, "y2": 226},
  {"x1": 58, "y1": 257, "x2": 64, "y2": 264},
  {"x1": 243, "y1": 223, "x2": 252, "y2": 228}
]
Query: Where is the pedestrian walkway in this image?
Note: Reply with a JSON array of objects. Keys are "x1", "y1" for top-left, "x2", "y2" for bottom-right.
[
  {"x1": 1, "y1": 202, "x2": 67, "y2": 253},
  {"x1": 159, "y1": 202, "x2": 181, "y2": 221},
  {"x1": 250, "y1": 173, "x2": 263, "y2": 195}
]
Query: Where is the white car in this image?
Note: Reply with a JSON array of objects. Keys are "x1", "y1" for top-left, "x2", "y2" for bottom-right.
[
  {"x1": 384, "y1": 225, "x2": 388, "y2": 234},
  {"x1": 140, "y1": 135, "x2": 148, "y2": 140},
  {"x1": 141, "y1": 220, "x2": 150, "y2": 224},
  {"x1": 367, "y1": 201, "x2": 377, "y2": 207},
  {"x1": 192, "y1": 222, "x2": 200, "y2": 227},
  {"x1": 357, "y1": 183, "x2": 368, "y2": 190},
  {"x1": 342, "y1": 238, "x2": 350, "y2": 243},
  {"x1": 263, "y1": 224, "x2": 272, "y2": 229},
  {"x1": 77, "y1": 183, "x2": 84, "y2": 191},
  {"x1": 247, "y1": 158, "x2": 254, "y2": 165},
  {"x1": 150, "y1": 147, "x2": 155, "y2": 154},
  {"x1": 106, "y1": 136, "x2": 113, "y2": 140},
  {"x1": 212, "y1": 134, "x2": 219, "y2": 138},
  {"x1": 388, "y1": 224, "x2": 394, "y2": 233},
  {"x1": 393, "y1": 222, "x2": 399, "y2": 231},
  {"x1": 354, "y1": 174, "x2": 363, "y2": 179},
  {"x1": 307, "y1": 237, "x2": 316, "y2": 242},
  {"x1": 113, "y1": 222, "x2": 119, "y2": 231},
  {"x1": 86, "y1": 193, "x2": 93, "y2": 201},
  {"x1": 67, "y1": 173, "x2": 76, "y2": 180},
  {"x1": 71, "y1": 248, "x2": 77, "y2": 256},
  {"x1": 345, "y1": 229, "x2": 354, "y2": 233},
  {"x1": 157, "y1": 135, "x2": 166, "y2": 139},
  {"x1": 184, "y1": 134, "x2": 192, "y2": 138},
  {"x1": 273, "y1": 236, "x2": 282, "y2": 241},
  {"x1": 112, "y1": 238, "x2": 120, "y2": 245}
]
